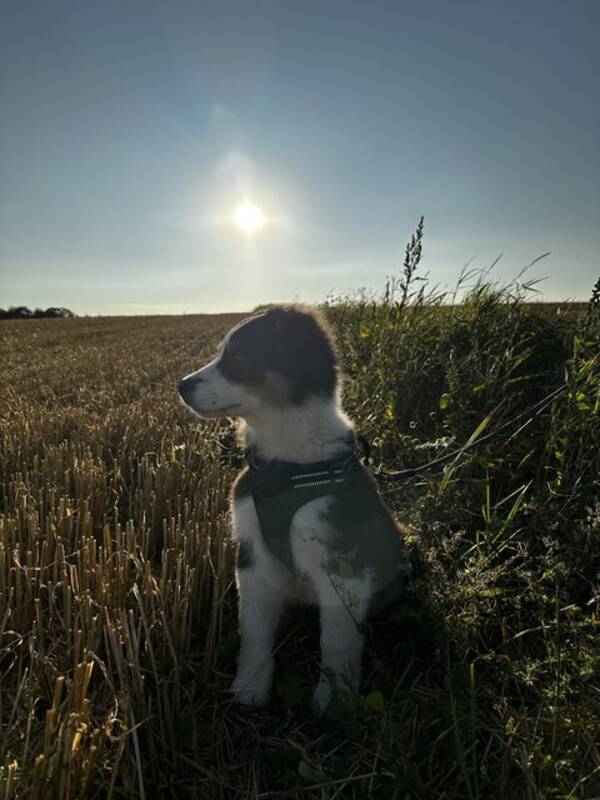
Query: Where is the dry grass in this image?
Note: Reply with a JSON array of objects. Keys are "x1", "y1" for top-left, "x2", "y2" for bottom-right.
[{"x1": 0, "y1": 314, "x2": 246, "y2": 798}]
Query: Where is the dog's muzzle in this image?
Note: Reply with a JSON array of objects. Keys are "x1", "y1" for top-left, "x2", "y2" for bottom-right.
[{"x1": 178, "y1": 376, "x2": 201, "y2": 405}]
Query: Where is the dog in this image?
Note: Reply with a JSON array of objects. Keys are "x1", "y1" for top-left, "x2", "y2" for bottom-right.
[{"x1": 179, "y1": 305, "x2": 409, "y2": 713}]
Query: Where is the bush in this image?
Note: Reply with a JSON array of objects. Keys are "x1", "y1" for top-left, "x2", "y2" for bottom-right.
[
  {"x1": 323, "y1": 222, "x2": 600, "y2": 797},
  {"x1": 0, "y1": 305, "x2": 75, "y2": 320}
]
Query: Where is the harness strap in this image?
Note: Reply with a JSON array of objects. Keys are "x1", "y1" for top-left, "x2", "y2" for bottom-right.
[
  {"x1": 245, "y1": 433, "x2": 360, "y2": 501},
  {"x1": 244, "y1": 436, "x2": 362, "y2": 567}
]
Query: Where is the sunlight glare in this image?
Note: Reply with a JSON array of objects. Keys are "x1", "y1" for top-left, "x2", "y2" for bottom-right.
[{"x1": 233, "y1": 199, "x2": 266, "y2": 235}]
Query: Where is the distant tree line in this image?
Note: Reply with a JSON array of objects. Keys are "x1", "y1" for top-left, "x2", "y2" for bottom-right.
[{"x1": 0, "y1": 306, "x2": 76, "y2": 320}]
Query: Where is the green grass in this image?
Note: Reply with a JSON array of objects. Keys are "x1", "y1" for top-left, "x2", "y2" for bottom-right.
[{"x1": 0, "y1": 235, "x2": 599, "y2": 798}]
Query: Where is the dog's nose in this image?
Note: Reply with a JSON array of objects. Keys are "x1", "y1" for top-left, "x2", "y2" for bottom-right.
[{"x1": 178, "y1": 377, "x2": 196, "y2": 403}]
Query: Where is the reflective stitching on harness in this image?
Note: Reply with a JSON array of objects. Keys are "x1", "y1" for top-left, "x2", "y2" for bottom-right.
[
  {"x1": 292, "y1": 477, "x2": 345, "y2": 488},
  {"x1": 245, "y1": 438, "x2": 360, "y2": 501}
]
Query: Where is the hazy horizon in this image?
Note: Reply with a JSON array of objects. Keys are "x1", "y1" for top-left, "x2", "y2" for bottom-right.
[{"x1": 1, "y1": 0, "x2": 598, "y2": 315}]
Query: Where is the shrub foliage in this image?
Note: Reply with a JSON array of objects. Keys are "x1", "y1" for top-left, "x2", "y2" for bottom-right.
[{"x1": 0, "y1": 306, "x2": 75, "y2": 320}]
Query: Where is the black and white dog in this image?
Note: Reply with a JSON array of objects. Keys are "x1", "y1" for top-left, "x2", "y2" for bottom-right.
[{"x1": 179, "y1": 305, "x2": 408, "y2": 713}]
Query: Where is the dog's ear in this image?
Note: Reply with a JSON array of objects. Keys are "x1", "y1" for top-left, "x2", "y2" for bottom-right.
[
  {"x1": 263, "y1": 305, "x2": 287, "y2": 330},
  {"x1": 265, "y1": 306, "x2": 313, "y2": 346},
  {"x1": 259, "y1": 305, "x2": 339, "y2": 402}
]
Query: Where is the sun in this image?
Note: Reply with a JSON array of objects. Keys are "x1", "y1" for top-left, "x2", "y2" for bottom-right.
[{"x1": 233, "y1": 199, "x2": 266, "y2": 235}]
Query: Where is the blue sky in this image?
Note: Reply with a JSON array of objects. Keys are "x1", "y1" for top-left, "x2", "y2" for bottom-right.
[{"x1": 1, "y1": 0, "x2": 598, "y2": 314}]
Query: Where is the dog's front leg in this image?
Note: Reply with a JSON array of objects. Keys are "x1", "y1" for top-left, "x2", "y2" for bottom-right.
[
  {"x1": 230, "y1": 562, "x2": 284, "y2": 706},
  {"x1": 312, "y1": 575, "x2": 370, "y2": 715}
]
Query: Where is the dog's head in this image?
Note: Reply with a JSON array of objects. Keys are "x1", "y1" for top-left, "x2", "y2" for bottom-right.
[{"x1": 178, "y1": 305, "x2": 340, "y2": 419}]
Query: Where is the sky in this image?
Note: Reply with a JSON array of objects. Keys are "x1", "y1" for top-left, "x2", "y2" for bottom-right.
[{"x1": 1, "y1": 0, "x2": 598, "y2": 315}]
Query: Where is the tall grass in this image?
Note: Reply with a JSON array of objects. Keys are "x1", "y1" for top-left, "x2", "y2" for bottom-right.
[{"x1": 0, "y1": 243, "x2": 598, "y2": 798}]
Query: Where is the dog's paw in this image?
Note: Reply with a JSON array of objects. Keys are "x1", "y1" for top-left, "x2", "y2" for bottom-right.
[
  {"x1": 231, "y1": 687, "x2": 269, "y2": 706},
  {"x1": 311, "y1": 680, "x2": 333, "y2": 716},
  {"x1": 230, "y1": 677, "x2": 269, "y2": 707}
]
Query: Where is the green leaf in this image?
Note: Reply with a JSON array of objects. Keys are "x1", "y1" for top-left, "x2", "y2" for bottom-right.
[
  {"x1": 481, "y1": 587, "x2": 506, "y2": 597},
  {"x1": 363, "y1": 690, "x2": 385, "y2": 713},
  {"x1": 465, "y1": 413, "x2": 493, "y2": 447},
  {"x1": 439, "y1": 393, "x2": 453, "y2": 409}
]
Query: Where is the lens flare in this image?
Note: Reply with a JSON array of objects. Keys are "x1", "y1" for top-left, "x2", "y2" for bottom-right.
[{"x1": 233, "y1": 199, "x2": 266, "y2": 235}]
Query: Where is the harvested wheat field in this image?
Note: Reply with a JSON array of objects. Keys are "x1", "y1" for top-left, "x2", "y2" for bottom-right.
[{"x1": 1, "y1": 284, "x2": 599, "y2": 799}]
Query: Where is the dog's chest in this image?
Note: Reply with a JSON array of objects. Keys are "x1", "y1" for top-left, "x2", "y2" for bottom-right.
[
  {"x1": 231, "y1": 474, "x2": 326, "y2": 604},
  {"x1": 237, "y1": 443, "x2": 361, "y2": 522},
  {"x1": 231, "y1": 465, "x2": 331, "y2": 569}
]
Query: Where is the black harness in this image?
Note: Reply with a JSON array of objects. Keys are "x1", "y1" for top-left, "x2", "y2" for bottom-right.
[{"x1": 244, "y1": 435, "x2": 363, "y2": 568}]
